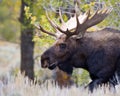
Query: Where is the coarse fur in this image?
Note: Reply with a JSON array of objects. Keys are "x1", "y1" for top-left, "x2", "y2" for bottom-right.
[{"x1": 41, "y1": 28, "x2": 120, "y2": 92}]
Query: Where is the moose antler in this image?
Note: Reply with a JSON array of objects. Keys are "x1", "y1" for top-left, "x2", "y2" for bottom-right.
[
  {"x1": 60, "y1": 8, "x2": 112, "y2": 38},
  {"x1": 35, "y1": 8, "x2": 112, "y2": 39},
  {"x1": 59, "y1": 8, "x2": 65, "y2": 24},
  {"x1": 34, "y1": 24, "x2": 57, "y2": 37},
  {"x1": 81, "y1": 9, "x2": 112, "y2": 30}
]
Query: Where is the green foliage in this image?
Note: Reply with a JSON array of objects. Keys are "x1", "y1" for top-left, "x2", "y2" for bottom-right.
[
  {"x1": 97, "y1": 0, "x2": 120, "y2": 29},
  {"x1": 81, "y1": 2, "x2": 95, "y2": 11},
  {"x1": 0, "y1": 0, "x2": 21, "y2": 42},
  {"x1": 72, "y1": 69, "x2": 90, "y2": 86}
]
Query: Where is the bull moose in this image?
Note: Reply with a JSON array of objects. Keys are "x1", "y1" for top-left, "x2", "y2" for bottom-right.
[{"x1": 36, "y1": 8, "x2": 120, "y2": 91}]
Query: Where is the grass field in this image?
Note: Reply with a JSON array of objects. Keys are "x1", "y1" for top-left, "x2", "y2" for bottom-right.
[{"x1": 0, "y1": 73, "x2": 120, "y2": 96}]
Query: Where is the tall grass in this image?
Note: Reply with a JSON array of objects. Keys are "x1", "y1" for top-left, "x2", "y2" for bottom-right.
[{"x1": 0, "y1": 73, "x2": 120, "y2": 96}]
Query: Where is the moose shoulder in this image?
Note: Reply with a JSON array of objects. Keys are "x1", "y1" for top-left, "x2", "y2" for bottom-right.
[{"x1": 36, "y1": 9, "x2": 120, "y2": 91}]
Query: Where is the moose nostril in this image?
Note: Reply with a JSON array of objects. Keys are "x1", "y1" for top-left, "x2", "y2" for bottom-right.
[
  {"x1": 41, "y1": 61, "x2": 48, "y2": 68},
  {"x1": 42, "y1": 63, "x2": 48, "y2": 68},
  {"x1": 41, "y1": 57, "x2": 50, "y2": 68}
]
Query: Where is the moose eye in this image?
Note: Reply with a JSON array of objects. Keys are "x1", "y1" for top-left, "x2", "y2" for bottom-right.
[{"x1": 59, "y1": 43, "x2": 66, "y2": 49}]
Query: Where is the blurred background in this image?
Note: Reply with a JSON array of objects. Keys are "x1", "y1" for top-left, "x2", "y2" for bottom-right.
[{"x1": 0, "y1": 0, "x2": 120, "y2": 87}]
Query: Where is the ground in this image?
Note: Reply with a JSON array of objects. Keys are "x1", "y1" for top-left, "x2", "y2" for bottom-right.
[{"x1": 0, "y1": 40, "x2": 20, "y2": 79}]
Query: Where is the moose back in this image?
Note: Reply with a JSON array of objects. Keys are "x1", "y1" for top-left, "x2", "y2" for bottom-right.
[{"x1": 36, "y1": 9, "x2": 120, "y2": 91}]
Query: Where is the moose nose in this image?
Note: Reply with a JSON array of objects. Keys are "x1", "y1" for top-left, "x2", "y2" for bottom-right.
[
  {"x1": 41, "y1": 56, "x2": 50, "y2": 68},
  {"x1": 41, "y1": 60, "x2": 49, "y2": 68}
]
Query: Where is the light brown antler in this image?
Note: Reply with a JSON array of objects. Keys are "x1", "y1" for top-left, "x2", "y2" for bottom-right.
[
  {"x1": 59, "y1": 8, "x2": 65, "y2": 24},
  {"x1": 35, "y1": 8, "x2": 112, "y2": 39},
  {"x1": 34, "y1": 11, "x2": 68, "y2": 38},
  {"x1": 34, "y1": 24, "x2": 57, "y2": 37},
  {"x1": 81, "y1": 8, "x2": 112, "y2": 31},
  {"x1": 45, "y1": 11, "x2": 74, "y2": 37},
  {"x1": 34, "y1": 11, "x2": 64, "y2": 38},
  {"x1": 59, "y1": 8, "x2": 112, "y2": 38}
]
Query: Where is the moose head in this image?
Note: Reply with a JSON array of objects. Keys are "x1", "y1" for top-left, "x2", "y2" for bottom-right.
[{"x1": 36, "y1": 9, "x2": 111, "y2": 74}]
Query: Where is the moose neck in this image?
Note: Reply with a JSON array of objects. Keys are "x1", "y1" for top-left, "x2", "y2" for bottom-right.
[{"x1": 70, "y1": 36, "x2": 94, "y2": 70}]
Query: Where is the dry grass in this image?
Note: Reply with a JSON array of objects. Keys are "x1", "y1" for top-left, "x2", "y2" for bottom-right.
[{"x1": 0, "y1": 73, "x2": 120, "y2": 96}]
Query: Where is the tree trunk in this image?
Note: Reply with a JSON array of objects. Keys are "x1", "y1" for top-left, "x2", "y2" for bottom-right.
[{"x1": 19, "y1": 0, "x2": 34, "y2": 80}]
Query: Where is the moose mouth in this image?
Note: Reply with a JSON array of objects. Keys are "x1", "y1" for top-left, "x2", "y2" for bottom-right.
[
  {"x1": 48, "y1": 62, "x2": 58, "y2": 70},
  {"x1": 41, "y1": 59, "x2": 58, "y2": 70}
]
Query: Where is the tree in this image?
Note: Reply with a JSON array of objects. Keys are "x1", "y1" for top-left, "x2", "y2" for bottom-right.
[{"x1": 19, "y1": 0, "x2": 34, "y2": 80}]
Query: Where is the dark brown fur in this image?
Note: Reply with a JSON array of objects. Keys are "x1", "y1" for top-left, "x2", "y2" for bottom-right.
[{"x1": 41, "y1": 28, "x2": 120, "y2": 91}]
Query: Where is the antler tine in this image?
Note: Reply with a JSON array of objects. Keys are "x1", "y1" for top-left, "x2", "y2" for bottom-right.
[
  {"x1": 34, "y1": 24, "x2": 57, "y2": 37},
  {"x1": 56, "y1": 13, "x2": 80, "y2": 37},
  {"x1": 84, "y1": 8, "x2": 112, "y2": 29},
  {"x1": 46, "y1": 11, "x2": 74, "y2": 37},
  {"x1": 80, "y1": 9, "x2": 91, "y2": 26},
  {"x1": 61, "y1": 9, "x2": 91, "y2": 38},
  {"x1": 71, "y1": 10, "x2": 91, "y2": 35},
  {"x1": 59, "y1": 8, "x2": 65, "y2": 24},
  {"x1": 78, "y1": 9, "x2": 91, "y2": 36},
  {"x1": 106, "y1": 7, "x2": 113, "y2": 14},
  {"x1": 74, "y1": 13, "x2": 81, "y2": 34},
  {"x1": 68, "y1": 8, "x2": 110, "y2": 38},
  {"x1": 46, "y1": 11, "x2": 58, "y2": 31}
]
